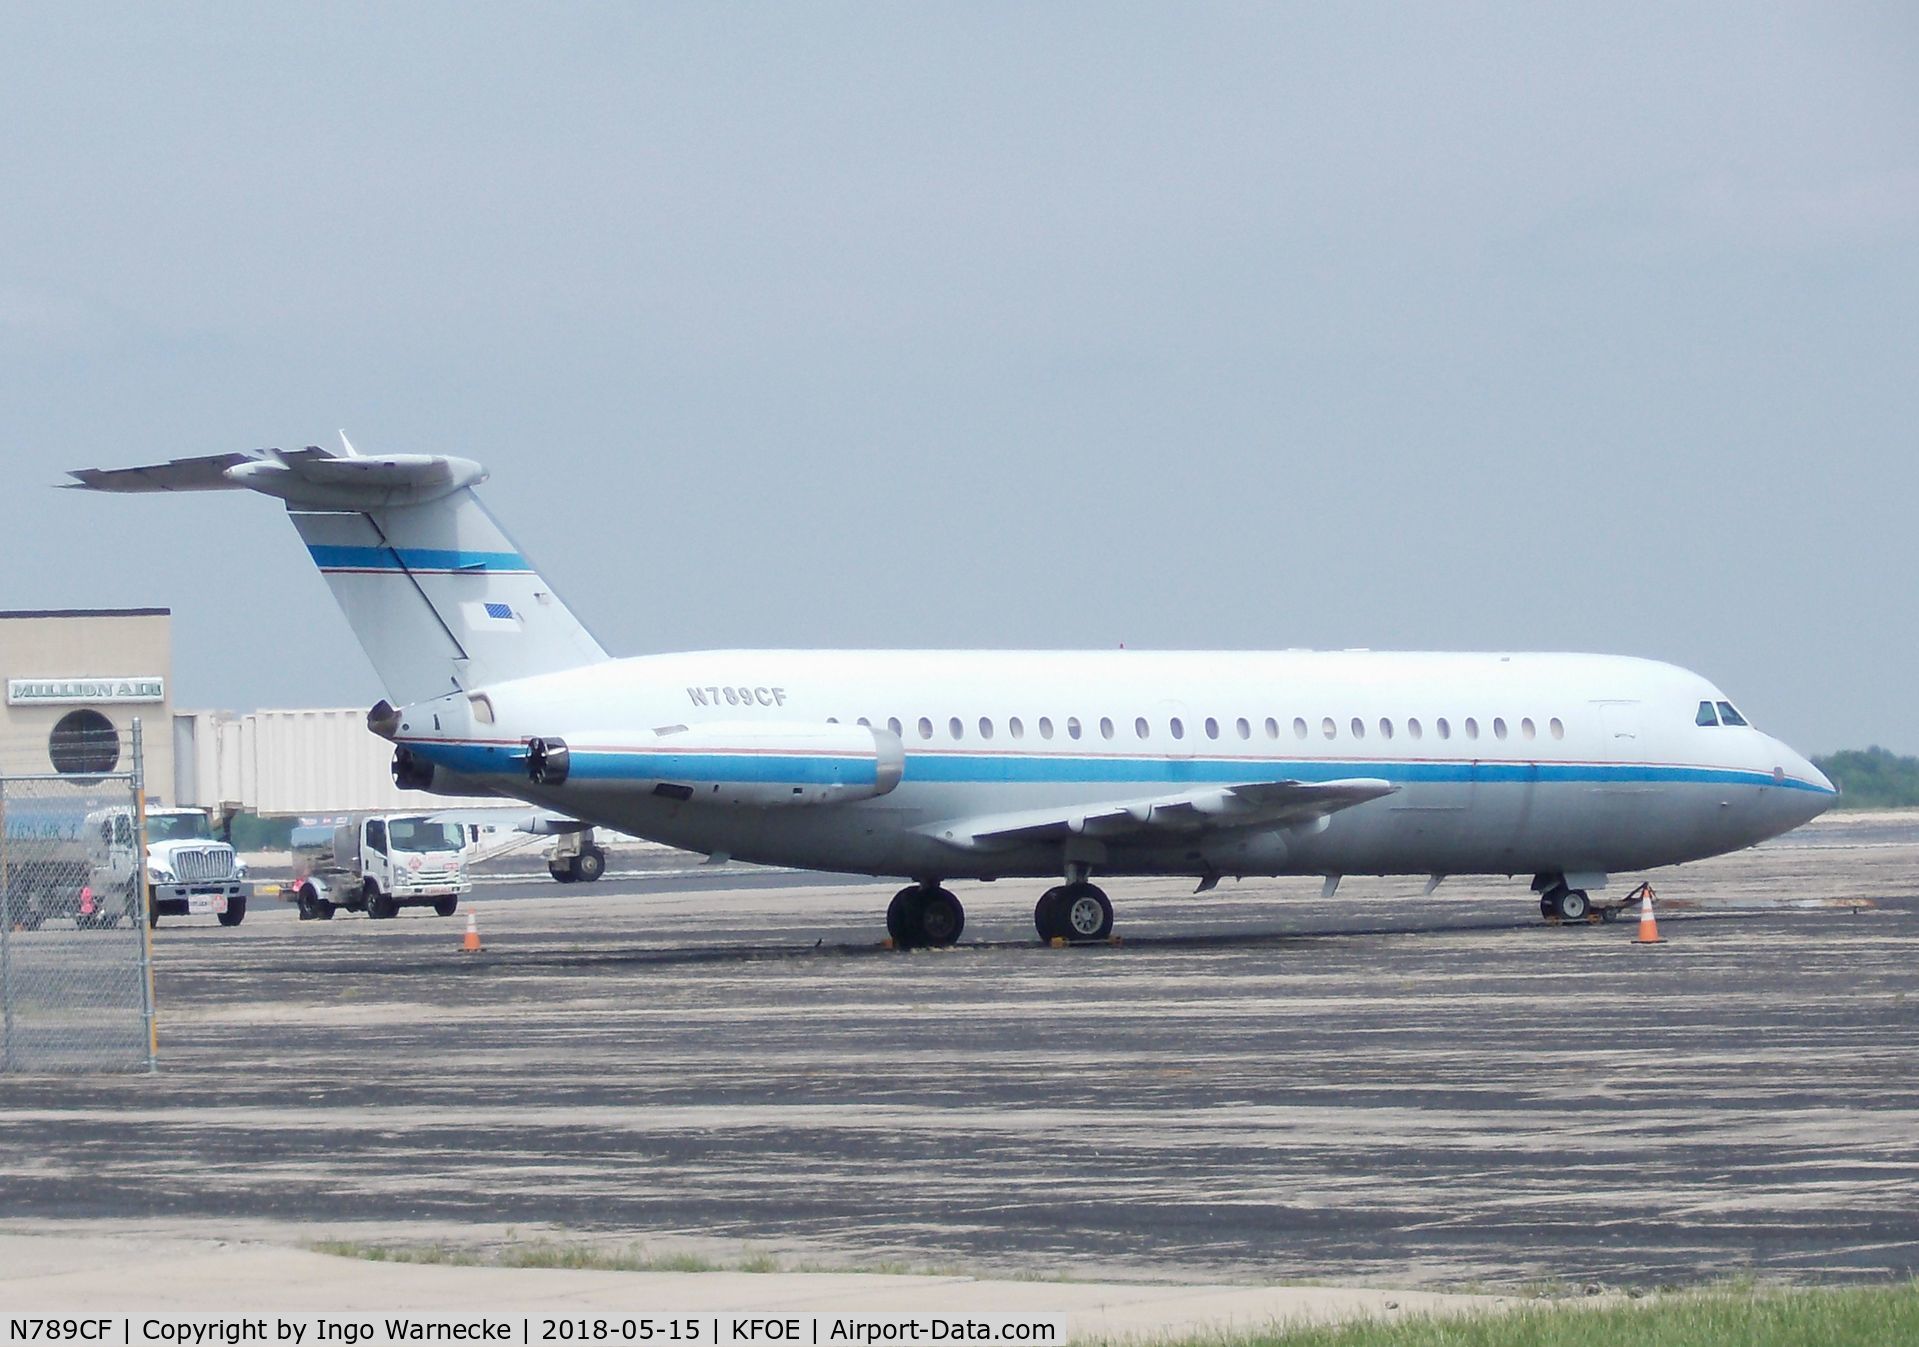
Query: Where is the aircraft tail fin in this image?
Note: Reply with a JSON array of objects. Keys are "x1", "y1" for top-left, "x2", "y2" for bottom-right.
[{"x1": 69, "y1": 445, "x2": 609, "y2": 705}]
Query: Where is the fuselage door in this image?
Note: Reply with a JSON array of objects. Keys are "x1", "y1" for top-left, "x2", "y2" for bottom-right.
[{"x1": 1598, "y1": 701, "x2": 1641, "y2": 761}]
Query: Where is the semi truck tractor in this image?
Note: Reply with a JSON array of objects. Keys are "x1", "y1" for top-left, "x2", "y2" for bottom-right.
[
  {"x1": 287, "y1": 813, "x2": 470, "y2": 920},
  {"x1": 3, "y1": 801, "x2": 246, "y2": 929},
  {"x1": 96, "y1": 805, "x2": 249, "y2": 928}
]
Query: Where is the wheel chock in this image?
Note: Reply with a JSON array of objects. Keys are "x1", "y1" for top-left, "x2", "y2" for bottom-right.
[
  {"x1": 1107, "y1": 935, "x2": 1123, "y2": 946},
  {"x1": 1049, "y1": 936, "x2": 1067, "y2": 948},
  {"x1": 880, "y1": 937, "x2": 896, "y2": 951}
]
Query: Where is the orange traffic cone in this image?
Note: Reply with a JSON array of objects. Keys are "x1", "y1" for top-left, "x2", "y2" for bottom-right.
[
  {"x1": 461, "y1": 908, "x2": 483, "y2": 953},
  {"x1": 1635, "y1": 885, "x2": 1665, "y2": 945}
]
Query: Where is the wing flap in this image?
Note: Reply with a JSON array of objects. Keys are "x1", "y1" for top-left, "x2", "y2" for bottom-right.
[{"x1": 943, "y1": 777, "x2": 1397, "y2": 850}]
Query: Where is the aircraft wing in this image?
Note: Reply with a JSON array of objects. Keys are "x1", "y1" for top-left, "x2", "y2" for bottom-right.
[
  {"x1": 424, "y1": 805, "x2": 593, "y2": 835},
  {"x1": 934, "y1": 777, "x2": 1397, "y2": 851}
]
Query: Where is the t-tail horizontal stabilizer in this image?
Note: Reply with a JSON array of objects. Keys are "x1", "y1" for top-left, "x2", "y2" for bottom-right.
[{"x1": 68, "y1": 444, "x2": 608, "y2": 704}]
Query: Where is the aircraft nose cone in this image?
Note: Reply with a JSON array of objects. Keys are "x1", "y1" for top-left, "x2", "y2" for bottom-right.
[{"x1": 1772, "y1": 738, "x2": 1837, "y2": 827}]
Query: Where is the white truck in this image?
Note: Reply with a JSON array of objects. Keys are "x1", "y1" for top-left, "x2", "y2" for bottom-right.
[
  {"x1": 87, "y1": 804, "x2": 249, "y2": 928},
  {"x1": 287, "y1": 813, "x2": 470, "y2": 921}
]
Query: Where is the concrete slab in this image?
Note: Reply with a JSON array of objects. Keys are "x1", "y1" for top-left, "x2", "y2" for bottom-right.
[{"x1": 0, "y1": 1232, "x2": 1515, "y2": 1336}]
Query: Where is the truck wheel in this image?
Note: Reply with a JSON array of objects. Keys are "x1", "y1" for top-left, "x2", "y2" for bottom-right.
[
  {"x1": 365, "y1": 886, "x2": 396, "y2": 920},
  {"x1": 297, "y1": 886, "x2": 319, "y2": 921},
  {"x1": 433, "y1": 896, "x2": 458, "y2": 917},
  {"x1": 217, "y1": 896, "x2": 247, "y2": 927},
  {"x1": 571, "y1": 847, "x2": 606, "y2": 883}
]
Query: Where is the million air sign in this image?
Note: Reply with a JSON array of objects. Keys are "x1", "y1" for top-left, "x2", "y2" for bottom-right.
[{"x1": 7, "y1": 677, "x2": 165, "y2": 706}]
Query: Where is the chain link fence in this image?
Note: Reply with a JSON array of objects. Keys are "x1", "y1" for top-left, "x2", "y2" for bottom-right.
[{"x1": 0, "y1": 749, "x2": 156, "y2": 1072}]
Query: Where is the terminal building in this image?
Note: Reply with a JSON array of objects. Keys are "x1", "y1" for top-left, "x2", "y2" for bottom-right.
[{"x1": 1, "y1": 609, "x2": 175, "y2": 788}]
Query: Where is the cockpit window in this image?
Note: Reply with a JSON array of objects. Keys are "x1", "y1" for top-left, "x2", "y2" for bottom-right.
[
  {"x1": 1717, "y1": 701, "x2": 1749, "y2": 727},
  {"x1": 1696, "y1": 701, "x2": 1719, "y2": 727}
]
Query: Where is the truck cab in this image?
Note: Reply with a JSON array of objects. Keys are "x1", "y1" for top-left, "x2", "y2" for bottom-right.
[
  {"x1": 88, "y1": 804, "x2": 248, "y2": 928},
  {"x1": 289, "y1": 813, "x2": 471, "y2": 921}
]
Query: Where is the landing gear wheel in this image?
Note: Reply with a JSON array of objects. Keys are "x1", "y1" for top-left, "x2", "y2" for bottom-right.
[
  {"x1": 217, "y1": 896, "x2": 247, "y2": 927},
  {"x1": 1540, "y1": 895, "x2": 1558, "y2": 920},
  {"x1": 433, "y1": 896, "x2": 459, "y2": 918},
  {"x1": 570, "y1": 847, "x2": 606, "y2": 883},
  {"x1": 1061, "y1": 883, "x2": 1114, "y2": 941},
  {"x1": 1553, "y1": 888, "x2": 1590, "y2": 922},
  {"x1": 886, "y1": 887, "x2": 922, "y2": 947},
  {"x1": 549, "y1": 863, "x2": 577, "y2": 884},
  {"x1": 1034, "y1": 887, "x2": 1067, "y2": 941},
  {"x1": 916, "y1": 889, "x2": 964, "y2": 946}
]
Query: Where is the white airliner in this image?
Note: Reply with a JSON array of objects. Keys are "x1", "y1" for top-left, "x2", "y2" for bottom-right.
[{"x1": 71, "y1": 443, "x2": 1836, "y2": 946}]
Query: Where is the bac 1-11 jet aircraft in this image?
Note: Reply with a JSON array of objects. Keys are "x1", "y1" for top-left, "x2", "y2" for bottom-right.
[{"x1": 70, "y1": 443, "x2": 1836, "y2": 946}]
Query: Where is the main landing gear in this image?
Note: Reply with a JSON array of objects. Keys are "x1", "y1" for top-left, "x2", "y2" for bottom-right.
[
  {"x1": 886, "y1": 883, "x2": 966, "y2": 949},
  {"x1": 883, "y1": 870, "x2": 1120, "y2": 950},
  {"x1": 1034, "y1": 882, "x2": 1114, "y2": 942}
]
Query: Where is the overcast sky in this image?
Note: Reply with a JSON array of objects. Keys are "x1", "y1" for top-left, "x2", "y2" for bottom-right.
[{"x1": 3, "y1": 4, "x2": 1914, "y2": 754}]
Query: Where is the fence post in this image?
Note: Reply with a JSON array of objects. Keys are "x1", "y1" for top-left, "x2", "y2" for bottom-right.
[
  {"x1": 0, "y1": 784, "x2": 13, "y2": 1072},
  {"x1": 132, "y1": 719, "x2": 157, "y2": 1072}
]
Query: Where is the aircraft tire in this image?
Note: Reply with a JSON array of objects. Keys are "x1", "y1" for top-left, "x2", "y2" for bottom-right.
[
  {"x1": 1061, "y1": 883, "x2": 1114, "y2": 942},
  {"x1": 572, "y1": 847, "x2": 606, "y2": 883},
  {"x1": 549, "y1": 864, "x2": 576, "y2": 884},
  {"x1": 886, "y1": 887, "x2": 924, "y2": 948},
  {"x1": 1554, "y1": 889, "x2": 1590, "y2": 922},
  {"x1": 1034, "y1": 888, "x2": 1067, "y2": 941},
  {"x1": 1539, "y1": 895, "x2": 1557, "y2": 920},
  {"x1": 916, "y1": 888, "x2": 964, "y2": 947}
]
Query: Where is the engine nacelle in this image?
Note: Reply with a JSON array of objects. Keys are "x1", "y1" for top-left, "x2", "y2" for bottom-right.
[{"x1": 521, "y1": 721, "x2": 905, "y2": 807}]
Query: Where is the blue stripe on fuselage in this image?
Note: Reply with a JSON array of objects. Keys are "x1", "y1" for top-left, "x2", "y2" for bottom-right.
[
  {"x1": 307, "y1": 544, "x2": 531, "y2": 572},
  {"x1": 399, "y1": 740, "x2": 1833, "y2": 796}
]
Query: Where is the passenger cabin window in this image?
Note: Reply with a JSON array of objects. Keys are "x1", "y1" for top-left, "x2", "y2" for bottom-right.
[
  {"x1": 1069, "y1": 717, "x2": 1084, "y2": 740},
  {"x1": 1493, "y1": 717, "x2": 1507, "y2": 740},
  {"x1": 1549, "y1": 717, "x2": 1565, "y2": 739},
  {"x1": 1350, "y1": 717, "x2": 1365, "y2": 739},
  {"x1": 1521, "y1": 717, "x2": 1536, "y2": 740},
  {"x1": 978, "y1": 717, "x2": 994, "y2": 740},
  {"x1": 1170, "y1": 717, "x2": 1185, "y2": 740},
  {"x1": 1134, "y1": 717, "x2": 1150, "y2": 739},
  {"x1": 888, "y1": 717, "x2": 903, "y2": 736},
  {"x1": 1464, "y1": 718, "x2": 1480, "y2": 740},
  {"x1": 1437, "y1": 718, "x2": 1451, "y2": 739},
  {"x1": 1321, "y1": 717, "x2": 1337, "y2": 740},
  {"x1": 918, "y1": 717, "x2": 933, "y2": 740},
  {"x1": 1039, "y1": 717, "x2": 1054, "y2": 739},
  {"x1": 1717, "y1": 701, "x2": 1749, "y2": 727},
  {"x1": 1236, "y1": 717, "x2": 1250, "y2": 740},
  {"x1": 1293, "y1": 717, "x2": 1308, "y2": 739},
  {"x1": 949, "y1": 717, "x2": 964, "y2": 740},
  {"x1": 1205, "y1": 717, "x2": 1219, "y2": 740},
  {"x1": 1697, "y1": 701, "x2": 1719, "y2": 726},
  {"x1": 1379, "y1": 718, "x2": 1393, "y2": 740},
  {"x1": 1009, "y1": 716, "x2": 1024, "y2": 739},
  {"x1": 1407, "y1": 717, "x2": 1422, "y2": 740},
  {"x1": 1100, "y1": 717, "x2": 1114, "y2": 740}
]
